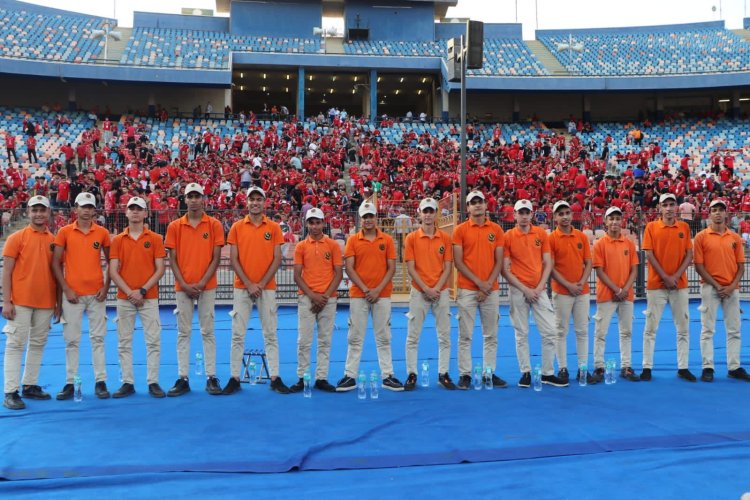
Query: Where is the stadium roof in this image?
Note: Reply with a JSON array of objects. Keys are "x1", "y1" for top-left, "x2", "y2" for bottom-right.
[{"x1": 215, "y1": 0, "x2": 457, "y2": 18}]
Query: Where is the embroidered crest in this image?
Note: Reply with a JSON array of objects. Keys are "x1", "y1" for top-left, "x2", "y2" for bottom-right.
[
  {"x1": 678, "y1": 232, "x2": 684, "y2": 239},
  {"x1": 488, "y1": 233, "x2": 496, "y2": 242},
  {"x1": 624, "y1": 249, "x2": 629, "y2": 256},
  {"x1": 93, "y1": 241, "x2": 101, "y2": 249},
  {"x1": 577, "y1": 242, "x2": 583, "y2": 249},
  {"x1": 144, "y1": 241, "x2": 151, "y2": 249},
  {"x1": 203, "y1": 232, "x2": 209, "y2": 239},
  {"x1": 264, "y1": 231, "x2": 271, "y2": 241},
  {"x1": 324, "y1": 251, "x2": 332, "y2": 260},
  {"x1": 534, "y1": 238, "x2": 541, "y2": 247},
  {"x1": 438, "y1": 245, "x2": 445, "y2": 254},
  {"x1": 732, "y1": 241, "x2": 737, "y2": 249},
  {"x1": 49, "y1": 243, "x2": 55, "y2": 252},
  {"x1": 379, "y1": 243, "x2": 385, "y2": 251}
]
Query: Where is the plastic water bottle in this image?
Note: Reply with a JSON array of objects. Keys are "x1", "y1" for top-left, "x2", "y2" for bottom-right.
[
  {"x1": 533, "y1": 365, "x2": 542, "y2": 392},
  {"x1": 420, "y1": 361, "x2": 429, "y2": 388},
  {"x1": 472, "y1": 364, "x2": 483, "y2": 390},
  {"x1": 118, "y1": 366, "x2": 123, "y2": 383},
  {"x1": 303, "y1": 371, "x2": 312, "y2": 398},
  {"x1": 73, "y1": 374, "x2": 83, "y2": 403},
  {"x1": 483, "y1": 367, "x2": 493, "y2": 390},
  {"x1": 195, "y1": 352, "x2": 204, "y2": 376},
  {"x1": 248, "y1": 361, "x2": 257, "y2": 385},
  {"x1": 579, "y1": 362, "x2": 588, "y2": 387},
  {"x1": 605, "y1": 358, "x2": 617, "y2": 385},
  {"x1": 357, "y1": 371, "x2": 367, "y2": 400},
  {"x1": 369, "y1": 371, "x2": 379, "y2": 400}
]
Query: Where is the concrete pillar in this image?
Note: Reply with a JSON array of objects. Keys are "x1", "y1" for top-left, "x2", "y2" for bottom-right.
[
  {"x1": 582, "y1": 94, "x2": 591, "y2": 123},
  {"x1": 732, "y1": 89, "x2": 741, "y2": 119},
  {"x1": 297, "y1": 67, "x2": 305, "y2": 121},
  {"x1": 68, "y1": 88, "x2": 76, "y2": 112},
  {"x1": 441, "y1": 79, "x2": 449, "y2": 121},
  {"x1": 148, "y1": 93, "x2": 156, "y2": 117},
  {"x1": 512, "y1": 96, "x2": 520, "y2": 123},
  {"x1": 370, "y1": 69, "x2": 377, "y2": 124},
  {"x1": 224, "y1": 89, "x2": 232, "y2": 115},
  {"x1": 655, "y1": 94, "x2": 664, "y2": 121}
]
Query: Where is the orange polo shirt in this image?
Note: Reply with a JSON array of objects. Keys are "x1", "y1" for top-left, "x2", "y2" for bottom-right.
[
  {"x1": 165, "y1": 213, "x2": 225, "y2": 291},
  {"x1": 642, "y1": 219, "x2": 692, "y2": 290},
  {"x1": 294, "y1": 235, "x2": 343, "y2": 296},
  {"x1": 404, "y1": 227, "x2": 453, "y2": 292},
  {"x1": 110, "y1": 228, "x2": 166, "y2": 300},
  {"x1": 548, "y1": 227, "x2": 591, "y2": 295},
  {"x1": 592, "y1": 233, "x2": 639, "y2": 303},
  {"x1": 3, "y1": 225, "x2": 56, "y2": 309},
  {"x1": 504, "y1": 225, "x2": 550, "y2": 289},
  {"x1": 54, "y1": 222, "x2": 110, "y2": 296},
  {"x1": 693, "y1": 226, "x2": 745, "y2": 286},
  {"x1": 345, "y1": 228, "x2": 396, "y2": 298},
  {"x1": 227, "y1": 215, "x2": 283, "y2": 289},
  {"x1": 452, "y1": 218, "x2": 504, "y2": 291}
]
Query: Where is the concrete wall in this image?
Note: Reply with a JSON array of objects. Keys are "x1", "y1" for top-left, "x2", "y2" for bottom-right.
[
  {"x1": 230, "y1": 0, "x2": 321, "y2": 38},
  {"x1": 133, "y1": 11, "x2": 229, "y2": 32},
  {"x1": 344, "y1": 0, "x2": 434, "y2": 41}
]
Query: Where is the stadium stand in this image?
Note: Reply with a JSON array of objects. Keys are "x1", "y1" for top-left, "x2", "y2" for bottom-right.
[{"x1": 468, "y1": 38, "x2": 549, "y2": 76}]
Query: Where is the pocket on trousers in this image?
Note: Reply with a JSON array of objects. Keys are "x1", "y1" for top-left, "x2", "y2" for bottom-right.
[
  {"x1": 2, "y1": 324, "x2": 17, "y2": 335},
  {"x1": 697, "y1": 305, "x2": 707, "y2": 313},
  {"x1": 404, "y1": 311, "x2": 414, "y2": 321}
]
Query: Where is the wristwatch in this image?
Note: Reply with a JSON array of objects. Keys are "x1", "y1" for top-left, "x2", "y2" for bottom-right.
[{"x1": 139, "y1": 288, "x2": 147, "y2": 296}]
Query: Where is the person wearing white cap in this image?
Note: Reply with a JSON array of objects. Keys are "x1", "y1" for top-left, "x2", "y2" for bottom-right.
[
  {"x1": 164, "y1": 182, "x2": 225, "y2": 397},
  {"x1": 109, "y1": 196, "x2": 167, "y2": 398},
  {"x1": 336, "y1": 201, "x2": 404, "y2": 392},
  {"x1": 640, "y1": 192, "x2": 695, "y2": 382},
  {"x1": 503, "y1": 199, "x2": 567, "y2": 388},
  {"x1": 548, "y1": 200, "x2": 594, "y2": 385},
  {"x1": 693, "y1": 198, "x2": 750, "y2": 382},
  {"x1": 2, "y1": 196, "x2": 60, "y2": 410},
  {"x1": 452, "y1": 190, "x2": 507, "y2": 389},
  {"x1": 224, "y1": 185, "x2": 290, "y2": 395},
  {"x1": 591, "y1": 206, "x2": 640, "y2": 383},
  {"x1": 52, "y1": 191, "x2": 112, "y2": 400},
  {"x1": 403, "y1": 197, "x2": 455, "y2": 390},
  {"x1": 289, "y1": 207, "x2": 343, "y2": 393}
]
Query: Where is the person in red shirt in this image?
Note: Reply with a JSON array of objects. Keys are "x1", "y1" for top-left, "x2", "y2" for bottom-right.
[{"x1": 5, "y1": 132, "x2": 17, "y2": 163}]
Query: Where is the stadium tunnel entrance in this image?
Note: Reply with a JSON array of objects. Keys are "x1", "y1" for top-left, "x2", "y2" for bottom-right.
[{"x1": 231, "y1": 68, "x2": 437, "y2": 120}]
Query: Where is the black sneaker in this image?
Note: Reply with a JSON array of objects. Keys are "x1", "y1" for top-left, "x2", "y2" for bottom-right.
[
  {"x1": 701, "y1": 368, "x2": 714, "y2": 382},
  {"x1": 483, "y1": 374, "x2": 508, "y2": 388},
  {"x1": 167, "y1": 378, "x2": 190, "y2": 397},
  {"x1": 541, "y1": 374, "x2": 569, "y2": 387},
  {"x1": 456, "y1": 374, "x2": 471, "y2": 390},
  {"x1": 558, "y1": 367, "x2": 570, "y2": 384},
  {"x1": 382, "y1": 375, "x2": 404, "y2": 391},
  {"x1": 148, "y1": 383, "x2": 166, "y2": 398},
  {"x1": 206, "y1": 377, "x2": 222, "y2": 395},
  {"x1": 677, "y1": 369, "x2": 697, "y2": 382},
  {"x1": 314, "y1": 379, "x2": 337, "y2": 392},
  {"x1": 728, "y1": 367, "x2": 750, "y2": 381},
  {"x1": 591, "y1": 368, "x2": 605, "y2": 384},
  {"x1": 336, "y1": 376, "x2": 357, "y2": 392},
  {"x1": 640, "y1": 368, "x2": 652, "y2": 381},
  {"x1": 438, "y1": 373, "x2": 457, "y2": 390},
  {"x1": 3, "y1": 391, "x2": 25, "y2": 410},
  {"x1": 289, "y1": 378, "x2": 305, "y2": 393},
  {"x1": 113, "y1": 383, "x2": 135, "y2": 399},
  {"x1": 95, "y1": 381, "x2": 110, "y2": 399},
  {"x1": 21, "y1": 385, "x2": 51, "y2": 400},
  {"x1": 620, "y1": 367, "x2": 640, "y2": 382},
  {"x1": 404, "y1": 373, "x2": 417, "y2": 391},
  {"x1": 56, "y1": 384, "x2": 74, "y2": 401},
  {"x1": 577, "y1": 370, "x2": 598, "y2": 385},
  {"x1": 518, "y1": 372, "x2": 531, "y2": 388},
  {"x1": 270, "y1": 377, "x2": 291, "y2": 394},
  {"x1": 221, "y1": 378, "x2": 241, "y2": 395}
]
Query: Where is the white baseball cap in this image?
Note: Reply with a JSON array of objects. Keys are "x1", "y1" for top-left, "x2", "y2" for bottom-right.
[
  {"x1": 247, "y1": 186, "x2": 266, "y2": 198},
  {"x1": 466, "y1": 190, "x2": 485, "y2": 203},
  {"x1": 659, "y1": 193, "x2": 677, "y2": 204},
  {"x1": 605, "y1": 206, "x2": 623, "y2": 217},
  {"x1": 514, "y1": 199, "x2": 533, "y2": 212},
  {"x1": 127, "y1": 197, "x2": 147, "y2": 209},
  {"x1": 305, "y1": 207, "x2": 325, "y2": 221},
  {"x1": 419, "y1": 197, "x2": 438, "y2": 212},
  {"x1": 709, "y1": 198, "x2": 727, "y2": 209},
  {"x1": 74, "y1": 192, "x2": 96, "y2": 207},
  {"x1": 552, "y1": 200, "x2": 570, "y2": 213},
  {"x1": 28, "y1": 195, "x2": 50, "y2": 208},
  {"x1": 184, "y1": 183, "x2": 204, "y2": 196},
  {"x1": 358, "y1": 202, "x2": 377, "y2": 217}
]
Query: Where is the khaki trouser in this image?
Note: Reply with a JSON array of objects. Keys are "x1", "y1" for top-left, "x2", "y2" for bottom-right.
[
  {"x1": 405, "y1": 288, "x2": 451, "y2": 375},
  {"x1": 176, "y1": 289, "x2": 217, "y2": 378},
  {"x1": 699, "y1": 284, "x2": 741, "y2": 371},
  {"x1": 296, "y1": 294, "x2": 337, "y2": 380},
  {"x1": 593, "y1": 300, "x2": 634, "y2": 369},
  {"x1": 642, "y1": 288, "x2": 690, "y2": 369},
  {"x1": 509, "y1": 286, "x2": 557, "y2": 375},
  {"x1": 3, "y1": 305, "x2": 53, "y2": 393},
  {"x1": 344, "y1": 297, "x2": 394, "y2": 378},
  {"x1": 456, "y1": 289, "x2": 499, "y2": 376},
  {"x1": 230, "y1": 289, "x2": 279, "y2": 378},
  {"x1": 552, "y1": 292, "x2": 590, "y2": 369},
  {"x1": 62, "y1": 295, "x2": 108, "y2": 383},
  {"x1": 115, "y1": 299, "x2": 161, "y2": 385}
]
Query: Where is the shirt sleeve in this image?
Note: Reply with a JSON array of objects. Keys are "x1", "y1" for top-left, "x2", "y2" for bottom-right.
[
  {"x1": 212, "y1": 219, "x2": 225, "y2": 246},
  {"x1": 404, "y1": 233, "x2": 415, "y2": 262},
  {"x1": 164, "y1": 221, "x2": 177, "y2": 249},
  {"x1": 109, "y1": 235, "x2": 121, "y2": 261},
  {"x1": 692, "y1": 232, "x2": 704, "y2": 264},
  {"x1": 331, "y1": 240, "x2": 343, "y2": 266},
  {"x1": 385, "y1": 234, "x2": 396, "y2": 260}
]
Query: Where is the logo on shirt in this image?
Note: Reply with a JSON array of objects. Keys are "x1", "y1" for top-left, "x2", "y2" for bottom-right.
[
  {"x1": 624, "y1": 249, "x2": 629, "y2": 256},
  {"x1": 93, "y1": 241, "x2": 101, "y2": 250},
  {"x1": 49, "y1": 243, "x2": 55, "y2": 252},
  {"x1": 488, "y1": 233, "x2": 496, "y2": 242},
  {"x1": 379, "y1": 243, "x2": 385, "y2": 251},
  {"x1": 144, "y1": 241, "x2": 152, "y2": 249},
  {"x1": 438, "y1": 245, "x2": 445, "y2": 254},
  {"x1": 534, "y1": 238, "x2": 541, "y2": 247},
  {"x1": 264, "y1": 232, "x2": 271, "y2": 241},
  {"x1": 732, "y1": 241, "x2": 737, "y2": 249},
  {"x1": 203, "y1": 232, "x2": 209, "y2": 239},
  {"x1": 324, "y1": 251, "x2": 332, "y2": 260},
  {"x1": 577, "y1": 242, "x2": 583, "y2": 249},
  {"x1": 678, "y1": 232, "x2": 684, "y2": 239}
]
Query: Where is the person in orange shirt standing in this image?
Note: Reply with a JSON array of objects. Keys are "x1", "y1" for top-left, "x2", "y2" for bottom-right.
[
  {"x1": 2, "y1": 195, "x2": 60, "y2": 410},
  {"x1": 336, "y1": 201, "x2": 403, "y2": 392},
  {"x1": 503, "y1": 199, "x2": 566, "y2": 388},
  {"x1": 109, "y1": 197, "x2": 166, "y2": 398},
  {"x1": 404, "y1": 197, "x2": 454, "y2": 390},
  {"x1": 290, "y1": 208, "x2": 343, "y2": 393},
  {"x1": 592, "y1": 207, "x2": 640, "y2": 383},
  {"x1": 224, "y1": 186, "x2": 289, "y2": 395},
  {"x1": 693, "y1": 199, "x2": 749, "y2": 382},
  {"x1": 640, "y1": 193, "x2": 694, "y2": 382},
  {"x1": 52, "y1": 192, "x2": 111, "y2": 400},
  {"x1": 548, "y1": 200, "x2": 593, "y2": 385},
  {"x1": 452, "y1": 191, "x2": 505, "y2": 390},
  {"x1": 164, "y1": 183, "x2": 224, "y2": 397}
]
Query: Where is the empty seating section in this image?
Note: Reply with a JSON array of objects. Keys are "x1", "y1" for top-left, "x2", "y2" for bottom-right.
[
  {"x1": 539, "y1": 29, "x2": 750, "y2": 76},
  {"x1": 468, "y1": 39, "x2": 548, "y2": 76},
  {"x1": 344, "y1": 39, "x2": 444, "y2": 57},
  {"x1": 119, "y1": 28, "x2": 321, "y2": 69},
  {"x1": 0, "y1": 7, "x2": 111, "y2": 63}
]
